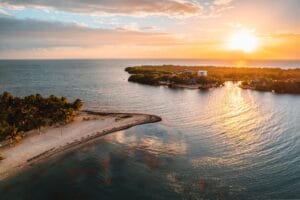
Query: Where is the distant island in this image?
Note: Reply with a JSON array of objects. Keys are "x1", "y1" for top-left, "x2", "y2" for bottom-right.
[
  {"x1": 0, "y1": 92, "x2": 161, "y2": 180},
  {"x1": 125, "y1": 65, "x2": 300, "y2": 94}
]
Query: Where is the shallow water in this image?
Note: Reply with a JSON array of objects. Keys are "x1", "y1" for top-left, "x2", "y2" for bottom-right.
[{"x1": 0, "y1": 59, "x2": 299, "y2": 199}]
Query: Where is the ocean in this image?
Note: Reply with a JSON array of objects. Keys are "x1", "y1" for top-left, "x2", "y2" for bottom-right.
[{"x1": 0, "y1": 59, "x2": 299, "y2": 199}]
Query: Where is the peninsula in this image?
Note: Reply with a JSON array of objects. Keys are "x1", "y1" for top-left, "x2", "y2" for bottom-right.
[
  {"x1": 125, "y1": 65, "x2": 300, "y2": 94},
  {"x1": 0, "y1": 92, "x2": 161, "y2": 180}
]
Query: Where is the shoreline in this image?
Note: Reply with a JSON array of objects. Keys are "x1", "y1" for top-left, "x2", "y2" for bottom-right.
[
  {"x1": 131, "y1": 80, "x2": 300, "y2": 94},
  {"x1": 0, "y1": 110, "x2": 161, "y2": 181},
  {"x1": 158, "y1": 81, "x2": 222, "y2": 90}
]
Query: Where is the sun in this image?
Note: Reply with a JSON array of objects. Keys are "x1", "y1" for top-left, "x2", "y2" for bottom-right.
[{"x1": 226, "y1": 29, "x2": 259, "y2": 53}]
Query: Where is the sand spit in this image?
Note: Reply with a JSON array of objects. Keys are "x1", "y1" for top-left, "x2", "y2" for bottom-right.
[{"x1": 0, "y1": 111, "x2": 161, "y2": 180}]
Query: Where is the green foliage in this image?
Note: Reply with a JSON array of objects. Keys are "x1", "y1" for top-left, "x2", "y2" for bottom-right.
[
  {"x1": 242, "y1": 80, "x2": 300, "y2": 94},
  {"x1": 272, "y1": 81, "x2": 300, "y2": 94},
  {"x1": 0, "y1": 92, "x2": 84, "y2": 142},
  {"x1": 126, "y1": 65, "x2": 300, "y2": 81},
  {"x1": 73, "y1": 99, "x2": 84, "y2": 110},
  {"x1": 127, "y1": 67, "x2": 225, "y2": 87},
  {"x1": 128, "y1": 74, "x2": 159, "y2": 85},
  {"x1": 126, "y1": 65, "x2": 300, "y2": 94}
]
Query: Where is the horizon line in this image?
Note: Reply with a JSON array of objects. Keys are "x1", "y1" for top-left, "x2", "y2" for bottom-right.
[{"x1": 1, "y1": 58, "x2": 300, "y2": 62}]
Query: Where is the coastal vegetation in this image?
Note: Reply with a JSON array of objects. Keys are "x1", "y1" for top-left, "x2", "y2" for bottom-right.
[
  {"x1": 0, "y1": 92, "x2": 83, "y2": 143},
  {"x1": 240, "y1": 79, "x2": 300, "y2": 94},
  {"x1": 126, "y1": 66, "x2": 225, "y2": 89},
  {"x1": 125, "y1": 65, "x2": 300, "y2": 94}
]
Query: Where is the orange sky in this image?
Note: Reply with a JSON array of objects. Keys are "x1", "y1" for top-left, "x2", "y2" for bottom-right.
[{"x1": 0, "y1": 0, "x2": 300, "y2": 60}]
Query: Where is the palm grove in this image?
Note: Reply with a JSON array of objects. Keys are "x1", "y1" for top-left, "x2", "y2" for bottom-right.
[{"x1": 0, "y1": 92, "x2": 83, "y2": 143}]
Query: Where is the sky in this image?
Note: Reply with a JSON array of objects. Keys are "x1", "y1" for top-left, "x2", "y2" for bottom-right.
[{"x1": 0, "y1": 0, "x2": 300, "y2": 59}]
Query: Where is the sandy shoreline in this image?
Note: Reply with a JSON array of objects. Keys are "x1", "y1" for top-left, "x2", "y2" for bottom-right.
[{"x1": 0, "y1": 111, "x2": 161, "y2": 181}]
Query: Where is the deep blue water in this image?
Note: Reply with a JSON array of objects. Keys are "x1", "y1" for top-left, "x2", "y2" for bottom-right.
[{"x1": 0, "y1": 59, "x2": 299, "y2": 199}]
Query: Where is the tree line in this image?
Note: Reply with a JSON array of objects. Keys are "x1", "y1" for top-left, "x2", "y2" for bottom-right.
[
  {"x1": 0, "y1": 92, "x2": 83, "y2": 142},
  {"x1": 125, "y1": 66, "x2": 300, "y2": 93}
]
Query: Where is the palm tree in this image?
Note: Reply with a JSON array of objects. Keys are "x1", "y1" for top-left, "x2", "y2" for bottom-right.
[{"x1": 0, "y1": 92, "x2": 84, "y2": 142}]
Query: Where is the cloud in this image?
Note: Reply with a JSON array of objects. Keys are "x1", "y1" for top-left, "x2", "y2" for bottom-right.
[
  {"x1": 213, "y1": 0, "x2": 233, "y2": 6},
  {"x1": 0, "y1": 17, "x2": 181, "y2": 51},
  {"x1": 0, "y1": 0, "x2": 202, "y2": 16}
]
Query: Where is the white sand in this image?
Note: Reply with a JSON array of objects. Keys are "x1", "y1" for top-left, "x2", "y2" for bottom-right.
[{"x1": 0, "y1": 111, "x2": 161, "y2": 180}]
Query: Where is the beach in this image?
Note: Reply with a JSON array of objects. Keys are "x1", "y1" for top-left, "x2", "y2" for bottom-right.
[{"x1": 0, "y1": 111, "x2": 161, "y2": 180}]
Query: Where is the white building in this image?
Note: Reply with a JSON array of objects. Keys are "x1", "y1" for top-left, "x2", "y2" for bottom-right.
[{"x1": 197, "y1": 70, "x2": 208, "y2": 77}]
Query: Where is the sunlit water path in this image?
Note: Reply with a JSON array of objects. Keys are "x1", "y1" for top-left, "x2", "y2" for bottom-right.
[{"x1": 0, "y1": 59, "x2": 299, "y2": 199}]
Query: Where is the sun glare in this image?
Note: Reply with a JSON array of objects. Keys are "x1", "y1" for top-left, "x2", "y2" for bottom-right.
[{"x1": 227, "y1": 29, "x2": 259, "y2": 53}]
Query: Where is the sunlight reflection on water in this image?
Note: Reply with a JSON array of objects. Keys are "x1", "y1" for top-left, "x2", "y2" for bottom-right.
[{"x1": 0, "y1": 60, "x2": 299, "y2": 199}]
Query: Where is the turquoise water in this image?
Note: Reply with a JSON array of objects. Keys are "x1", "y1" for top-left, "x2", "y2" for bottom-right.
[{"x1": 0, "y1": 59, "x2": 299, "y2": 199}]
